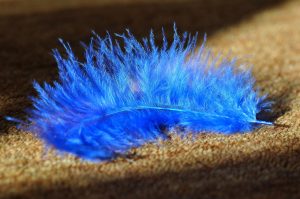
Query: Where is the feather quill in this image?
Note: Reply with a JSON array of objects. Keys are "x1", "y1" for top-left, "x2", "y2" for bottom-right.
[{"x1": 12, "y1": 25, "x2": 272, "y2": 160}]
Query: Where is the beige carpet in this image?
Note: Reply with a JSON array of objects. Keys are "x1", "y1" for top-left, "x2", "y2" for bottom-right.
[{"x1": 0, "y1": 0, "x2": 300, "y2": 198}]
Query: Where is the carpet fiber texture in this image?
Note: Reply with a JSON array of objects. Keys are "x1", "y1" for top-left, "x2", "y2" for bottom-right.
[{"x1": 0, "y1": 0, "x2": 300, "y2": 198}]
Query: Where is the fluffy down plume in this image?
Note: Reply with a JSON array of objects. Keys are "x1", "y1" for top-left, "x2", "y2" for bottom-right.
[{"x1": 16, "y1": 26, "x2": 272, "y2": 160}]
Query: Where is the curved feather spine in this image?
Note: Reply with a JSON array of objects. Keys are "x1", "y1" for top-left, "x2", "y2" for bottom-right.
[{"x1": 81, "y1": 106, "x2": 272, "y2": 126}]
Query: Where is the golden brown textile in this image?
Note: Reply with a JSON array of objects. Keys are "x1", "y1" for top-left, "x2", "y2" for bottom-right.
[{"x1": 0, "y1": 0, "x2": 299, "y2": 198}]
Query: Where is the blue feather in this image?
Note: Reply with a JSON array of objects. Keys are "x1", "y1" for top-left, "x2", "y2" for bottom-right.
[{"x1": 14, "y1": 25, "x2": 272, "y2": 160}]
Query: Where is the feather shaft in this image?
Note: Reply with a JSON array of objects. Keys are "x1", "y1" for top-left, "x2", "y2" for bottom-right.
[{"x1": 89, "y1": 106, "x2": 271, "y2": 126}]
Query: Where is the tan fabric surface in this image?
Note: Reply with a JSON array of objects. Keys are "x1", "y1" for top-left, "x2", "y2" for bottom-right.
[{"x1": 0, "y1": 0, "x2": 299, "y2": 198}]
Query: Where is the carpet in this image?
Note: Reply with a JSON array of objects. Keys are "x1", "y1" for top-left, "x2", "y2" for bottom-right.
[{"x1": 0, "y1": 0, "x2": 299, "y2": 198}]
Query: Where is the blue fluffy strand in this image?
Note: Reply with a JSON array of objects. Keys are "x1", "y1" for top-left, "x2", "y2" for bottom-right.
[{"x1": 17, "y1": 25, "x2": 272, "y2": 160}]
